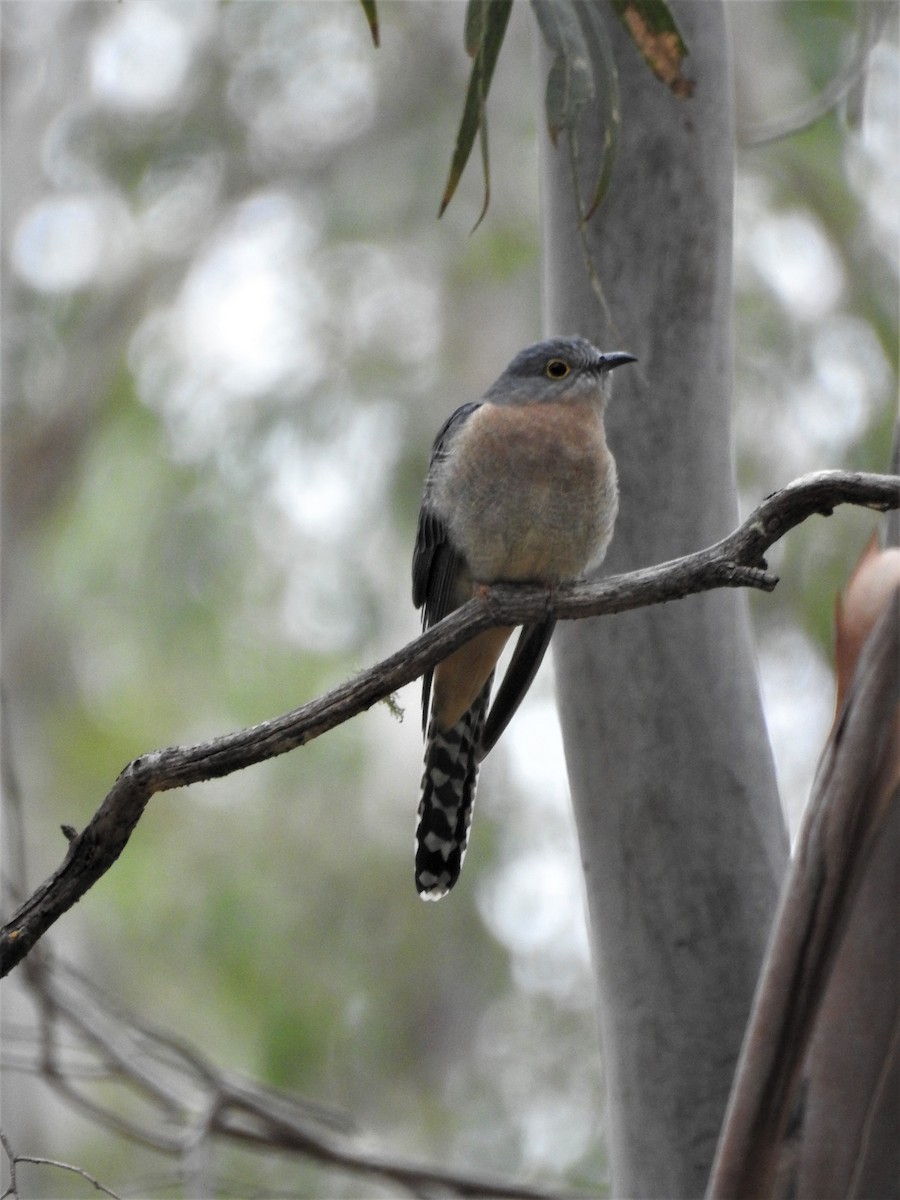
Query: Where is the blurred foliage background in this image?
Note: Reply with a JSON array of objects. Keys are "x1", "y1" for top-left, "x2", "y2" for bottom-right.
[{"x1": 1, "y1": 1, "x2": 896, "y2": 1195}]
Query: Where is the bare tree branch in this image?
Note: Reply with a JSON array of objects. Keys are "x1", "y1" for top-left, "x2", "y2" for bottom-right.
[
  {"x1": 0, "y1": 1127, "x2": 122, "y2": 1200},
  {"x1": 1, "y1": 470, "x2": 896, "y2": 978},
  {"x1": 737, "y1": 0, "x2": 894, "y2": 146},
  {"x1": 4, "y1": 954, "x2": 583, "y2": 1200}
]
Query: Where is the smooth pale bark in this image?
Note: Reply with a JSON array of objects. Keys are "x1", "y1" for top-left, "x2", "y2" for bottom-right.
[{"x1": 540, "y1": 4, "x2": 789, "y2": 1195}]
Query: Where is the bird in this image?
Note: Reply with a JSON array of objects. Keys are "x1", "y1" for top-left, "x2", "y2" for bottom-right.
[{"x1": 412, "y1": 335, "x2": 636, "y2": 899}]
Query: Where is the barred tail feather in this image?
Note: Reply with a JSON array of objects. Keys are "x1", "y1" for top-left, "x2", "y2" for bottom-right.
[{"x1": 415, "y1": 684, "x2": 491, "y2": 900}]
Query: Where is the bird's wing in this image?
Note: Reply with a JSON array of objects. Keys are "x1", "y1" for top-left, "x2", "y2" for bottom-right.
[
  {"x1": 413, "y1": 401, "x2": 481, "y2": 731},
  {"x1": 478, "y1": 618, "x2": 557, "y2": 761}
]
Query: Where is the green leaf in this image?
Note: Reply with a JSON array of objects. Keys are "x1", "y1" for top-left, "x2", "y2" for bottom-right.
[
  {"x1": 439, "y1": 0, "x2": 513, "y2": 221},
  {"x1": 464, "y1": 0, "x2": 487, "y2": 57},
  {"x1": 473, "y1": 102, "x2": 492, "y2": 231},
  {"x1": 576, "y1": 3, "x2": 621, "y2": 221},
  {"x1": 531, "y1": 0, "x2": 595, "y2": 145},
  {"x1": 609, "y1": 0, "x2": 694, "y2": 97},
  {"x1": 532, "y1": 2, "x2": 620, "y2": 226},
  {"x1": 358, "y1": 0, "x2": 379, "y2": 48}
]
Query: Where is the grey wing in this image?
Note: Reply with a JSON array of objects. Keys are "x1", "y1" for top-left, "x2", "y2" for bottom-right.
[{"x1": 413, "y1": 402, "x2": 481, "y2": 730}]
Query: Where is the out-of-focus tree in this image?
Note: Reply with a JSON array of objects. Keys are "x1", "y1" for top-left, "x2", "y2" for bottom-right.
[{"x1": 1, "y1": 1, "x2": 896, "y2": 1196}]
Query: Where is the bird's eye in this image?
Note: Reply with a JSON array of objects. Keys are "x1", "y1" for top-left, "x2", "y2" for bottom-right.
[{"x1": 546, "y1": 358, "x2": 570, "y2": 379}]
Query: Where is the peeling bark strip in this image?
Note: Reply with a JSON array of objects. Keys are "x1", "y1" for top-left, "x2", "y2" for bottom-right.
[
  {"x1": 708, "y1": 590, "x2": 899, "y2": 1199},
  {"x1": 1, "y1": 470, "x2": 897, "y2": 977}
]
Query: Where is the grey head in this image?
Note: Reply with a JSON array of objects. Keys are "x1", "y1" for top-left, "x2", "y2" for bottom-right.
[{"x1": 483, "y1": 335, "x2": 637, "y2": 406}]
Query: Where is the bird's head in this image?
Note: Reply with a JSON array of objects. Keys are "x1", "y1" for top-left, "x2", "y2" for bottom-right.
[{"x1": 485, "y1": 336, "x2": 636, "y2": 407}]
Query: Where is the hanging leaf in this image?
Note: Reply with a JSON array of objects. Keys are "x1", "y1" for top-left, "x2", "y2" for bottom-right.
[
  {"x1": 532, "y1": 2, "x2": 620, "y2": 227},
  {"x1": 473, "y1": 101, "x2": 492, "y2": 231},
  {"x1": 358, "y1": 0, "x2": 379, "y2": 48},
  {"x1": 610, "y1": 0, "x2": 694, "y2": 97},
  {"x1": 464, "y1": 0, "x2": 488, "y2": 57},
  {"x1": 531, "y1": 0, "x2": 595, "y2": 146},
  {"x1": 575, "y1": 3, "x2": 621, "y2": 222},
  {"x1": 439, "y1": 0, "x2": 513, "y2": 221}
]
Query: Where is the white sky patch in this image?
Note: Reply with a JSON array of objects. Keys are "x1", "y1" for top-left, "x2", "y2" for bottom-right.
[
  {"x1": 502, "y1": 690, "x2": 569, "y2": 811},
  {"x1": 276, "y1": 18, "x2": 374, "y2": 144},
  {"x1": 733, "y1": 170, "x2": 774, "y2": 285},
  {"x1": 12, "y1": 193, "x2": 134, "y2": 293},
  {"x1": 177, "y1": 193, "x2": 324, "y2": 397},
  {"x1": 474, "y1": 675, "x2": 593, "y2": 995},
  {"x1": 338, "y1": 244, "x2": 443, "y2": 363},
  {"x1": 478, "y1": 849, "x2": 592, "y2": 997},
  {"x1": 262, "y1": 403, "x2": 399, "y2": 541},
  {"x1": 749, "y1": 209, "x2": 844, "y2": 321},
  {"x1": 754, "y1": 313, "x2": 892, "y2": 476},
  {"x1": 793, "y1": 316, "x2": 888, "y2": 451},
  {"x1": 227, "y1": 7, "x2": 376, "y2": 155},
  {"x1": 277, "y1": 556, "x2": 363, "y2": 655},
  {"x1": 247, "y1": 404, "x2": 400, "y2": 652},
  {"x1": 131, "y1": 192, "x2": 325, "y2": 457},
  {"x1": 849, "y1": 43, "x2": 900, "y2": 249},
  {"x1": 758, "y1": 627, "x2": 834, "y2": 838},
  {"x1": 520, "y1": 1091, "x2": 596, "y2": 1173},
  {"x1": 90, "y1": 2, "x2": 200, "y2": 112},
  {"x1": 13, "y1": 195, "x2": 102, "y2": 291}
]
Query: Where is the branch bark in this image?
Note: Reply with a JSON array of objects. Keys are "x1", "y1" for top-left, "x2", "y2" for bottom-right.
[{"x1": 1, "y1": 470, "x2": 896, "y2": 978}]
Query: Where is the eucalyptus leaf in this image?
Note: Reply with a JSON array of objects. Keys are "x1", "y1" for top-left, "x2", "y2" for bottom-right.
[
  {"x1": 531, "y1": 0, "x2": 595, "y2": 144},
  {"x1": 439, "y1": 0, "x2": 513, "y2": 220},
  {"x1": 358, "y1": 0, "x2": 379, "y2": 48},
  {"x1": 610, "y1": 0, "x2": 694, "y2": 97},
  {"x1": 473, "y1": 105, "x2": 492, "y2": 231},
  {"x1": 464, "y1": 0, "x2": 487, "y2": 57},
  {"x1": 576, "y1": 3, "x2": 621, "y2": 221}
]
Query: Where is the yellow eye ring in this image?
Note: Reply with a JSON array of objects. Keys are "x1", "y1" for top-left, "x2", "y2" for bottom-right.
[{"x1": 546, "y1": 358, "x2": 570, "y2": 379}]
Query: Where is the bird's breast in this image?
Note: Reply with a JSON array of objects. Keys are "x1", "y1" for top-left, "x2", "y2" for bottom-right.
[{"x1": 434, "y1": 400, "x2": 618, "y2": 584}]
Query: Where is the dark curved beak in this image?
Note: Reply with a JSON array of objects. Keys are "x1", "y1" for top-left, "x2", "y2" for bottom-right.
[{"x1": 600, "y1": 351, "x2": 638, "y2": 371}]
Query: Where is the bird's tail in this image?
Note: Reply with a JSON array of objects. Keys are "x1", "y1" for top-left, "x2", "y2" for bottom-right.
[{"x1": 415, "y1": 680, "x2": 492, "y2": 900}]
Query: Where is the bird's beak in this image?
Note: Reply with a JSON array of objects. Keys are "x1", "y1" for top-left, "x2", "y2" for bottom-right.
[{"x1": 599, "y1": 352, "x2": 638, "y2": 371}]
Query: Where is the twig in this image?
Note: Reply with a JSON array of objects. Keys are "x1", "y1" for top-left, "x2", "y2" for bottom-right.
[
  {"x1": 1, "y1": 470, "x2": 896, "y2": 978},
  {"x1": 0, "y1": 1129, "x2": 17, "y2": 1200},
  {"x1": 1, "y1": 1128, "x2": 121, "y2": 1200},
  {"x1": 5, "y1": 957, "x2": 583, "y2": 1200}
]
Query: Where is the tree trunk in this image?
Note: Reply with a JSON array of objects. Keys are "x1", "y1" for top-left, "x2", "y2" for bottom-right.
[{"x1": 539, "y1": 4, "x2": 789, "y2": 1195}]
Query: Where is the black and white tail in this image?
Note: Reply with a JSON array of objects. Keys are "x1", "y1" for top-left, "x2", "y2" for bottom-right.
[{"x1": 415, "y1": 684, "x2": 491, "y2": 899}]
